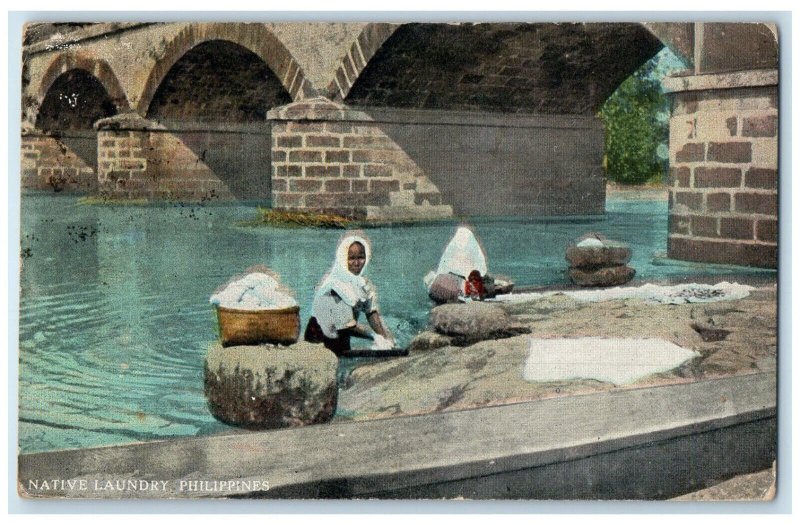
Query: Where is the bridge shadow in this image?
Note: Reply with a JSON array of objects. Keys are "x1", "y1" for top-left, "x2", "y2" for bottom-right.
[{"x1": 149, "y1": 121, "x2": 272, "y2": 203}]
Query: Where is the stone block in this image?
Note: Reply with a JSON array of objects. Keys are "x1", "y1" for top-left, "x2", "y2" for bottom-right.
[
  {"x1": 289, "y1": 178, "x2": 323, "y2": 192},
  {"x1": 675, "y1": 191, "x2": 704, "y2": 212},
  {"x1": 726, "y1": 116, "x2": 739, "y2": 136},
  {"x1": 707, "y1": 142, "x2": 752, "y2": 163},
  {"x1": 745, "y1": 168, "x2": 777, "y2": 189},
  {"x1": 694, "y1": 167, "x2": 742, "y2": 188},
  {"x1": 668, "y1": 236, "x2": 777, "y2": 268},
  {"x1": 706, "y1": 193, "x2": 732, "y2": 212},
  {"x1": 756, "y1": 219, "x2": 778, "y2": 242},
  {"x1": 324, "y1": 179, "x2": 350, "y2": 192},
  {"x1": 273, "y1": 192, "x2": 304, "y2": 207},
  {"x1": 304, "y1": 165, "x2": 341, "y2": 178},
  {"x1": 342, "y1": 165, "x2": 362, "y2": 178},
  {"x1": 289, "y1": 150, "x2": 323, "y2": 163},
  {"x1": 305, "y1": 135, "x2": 341, "y2": 148},
  {"x1": 742, "y1": 115, "x2": 778, "y2": 137},
  {"x1": 669, "y1": 214, "x2": 691, "y2": 235},
  {"x1": 691, "y1": 215, "x2": 719, "y2": 237},
  {"x1": 735, "y1": 192, "x2": 778, "y2": 215},
  {"x1": 675, "y1": 143, "x2": 705, "y2": 163},
  {"x1": 325, "y1": 150, "x2": 350, "y2": 163},
  {"x1": 370, "y1": 179, "x2": 401, "y2": 194},
  {"x1": 720, "y1": 217, "x2": 755, "y2": 240},
  {"x1": 204, "y1": 341, "x2": 338, "y2": 429}
]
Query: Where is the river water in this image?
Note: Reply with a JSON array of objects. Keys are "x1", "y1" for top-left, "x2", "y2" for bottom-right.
[{"x1": 18, "y1": 193, "x2": 771, "y2": 453}]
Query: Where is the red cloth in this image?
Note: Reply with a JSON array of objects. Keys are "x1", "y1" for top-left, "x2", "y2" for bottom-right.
[{"x1": 465, "y1": 270, "x2": 487, "y2": 299}]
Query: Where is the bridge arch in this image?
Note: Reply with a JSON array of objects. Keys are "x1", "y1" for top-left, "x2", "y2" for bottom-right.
[
  {"x1": 144, "y1": 39, "x2": 292, "y2": 123},
  {"x1": 137, "y1": 23, "x2": 314, "y2": 115},
  {"x1": 33, "y1": 52, "x2": 130, "y2": 128},
  {"x1": 336, "y1": 22, "x2": 662, "y2": 114},
  {"x1": 326, "y1": 23, "x2": 397, "y2": 101}
]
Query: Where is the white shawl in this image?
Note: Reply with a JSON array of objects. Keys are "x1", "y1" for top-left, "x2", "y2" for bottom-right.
[
  {"x1": 435, "y1": 226, "x2": 488, "y2": 278},
  {"x1": 313, "y1": 233, "x2": 373, "y2": 312}
]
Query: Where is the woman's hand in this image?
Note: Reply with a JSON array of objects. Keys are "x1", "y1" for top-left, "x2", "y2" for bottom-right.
[{"x1": 367, "y1": 311, "x2": 393, "y2": 343}]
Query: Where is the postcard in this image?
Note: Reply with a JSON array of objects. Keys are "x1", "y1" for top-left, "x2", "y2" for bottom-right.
[{"x1": 16, "y1": 20, "x2": 778, "y2": 501}]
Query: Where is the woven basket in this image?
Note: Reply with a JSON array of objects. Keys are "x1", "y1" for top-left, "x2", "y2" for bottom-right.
[{"x1": 215, "y1": 305, "x2": 300, "y2": 347}]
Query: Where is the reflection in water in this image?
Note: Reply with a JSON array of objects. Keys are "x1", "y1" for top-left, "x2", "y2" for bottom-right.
[{"x1": 18, "y1": 194, "x2": 767, "y2": 453}]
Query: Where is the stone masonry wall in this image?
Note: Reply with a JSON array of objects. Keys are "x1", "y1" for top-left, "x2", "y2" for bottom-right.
[
  {"x1": 268, "y1": 97, "x2": 452, "y2": 220},
  {"x1": 95, "y1": 115, "x2": 240, "y2": 201},
  {"x1": 21, "y1": 132, "x2": 96, "y2": 193},
  {"x1": 666, "y1": 72, "x2": 778, "y2": 268}
]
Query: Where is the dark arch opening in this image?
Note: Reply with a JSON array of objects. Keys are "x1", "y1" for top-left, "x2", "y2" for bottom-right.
[
  {"x1": 346, "y1": 23, "x2": 661, "y2": 115},
  {"x1": 35, "y1": 69, "x2": 117, "y2": 172},
  {"x1": 36, "y1": 69, "x2": 117, "y2": 131},
  {"x1": 145, "y1": 40, "x2": 292, "y2": 123}
]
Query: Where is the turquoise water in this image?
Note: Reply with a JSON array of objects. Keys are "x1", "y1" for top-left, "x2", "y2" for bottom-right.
[{"x1": 18, "y1": 194, "x2": 770, "y2": 453}]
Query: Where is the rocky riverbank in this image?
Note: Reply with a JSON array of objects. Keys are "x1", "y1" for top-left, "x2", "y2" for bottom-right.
[{"x1": 336, "y1": 283, "x2": 776, "y2": 421}]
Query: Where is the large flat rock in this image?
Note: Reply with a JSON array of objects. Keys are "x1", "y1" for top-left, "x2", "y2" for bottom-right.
[{"x1": 338, "y1": 286, "x2": 776, "y2": 421}]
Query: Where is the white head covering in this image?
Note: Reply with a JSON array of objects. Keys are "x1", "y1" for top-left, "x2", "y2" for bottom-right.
[
  {"x1": 313, "y1": 233, "x2": 373, "y2": 308},
  {"x1": 435, "y1": 226, "x2": 488, "y2": 278}
]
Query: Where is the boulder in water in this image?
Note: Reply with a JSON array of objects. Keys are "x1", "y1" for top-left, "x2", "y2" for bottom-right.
[{"x1": 566, "y1": 240, "x2": 633, "y2": 269}]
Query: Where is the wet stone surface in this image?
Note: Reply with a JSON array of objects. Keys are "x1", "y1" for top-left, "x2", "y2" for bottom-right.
[{"x1": 336, "y1": 285, "x2": 776, "y2": 422}]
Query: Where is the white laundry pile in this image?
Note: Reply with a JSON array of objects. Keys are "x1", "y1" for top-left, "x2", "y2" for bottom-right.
[
  {"x1": 493, "y1": 281, "x2": 754, "y2": 305},
  {"x1": 523, "y1": 337, "x2": 700, "y2": 385},
  {"x1": 210, "y1": 271, "x2": 297, "y2": 310},
  {"x1": 576, "y1": 237, "x2": 605, "y2": 248},
  {"x1": 371, "y1": 333, "x2": 394, "y2": 351}
]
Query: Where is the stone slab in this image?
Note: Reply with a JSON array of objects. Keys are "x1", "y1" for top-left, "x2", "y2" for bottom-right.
[{"x1": 18, "y1": 373, "x2": 775, "y2": 499}]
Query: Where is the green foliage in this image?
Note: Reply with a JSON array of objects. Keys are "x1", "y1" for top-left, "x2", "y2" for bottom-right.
[
  {"x1": 599, "y1": 49, "x2": 683, "y2": 185},
  {"x1": 245, "y1": 207, "x2": 353, "y2": 229}
]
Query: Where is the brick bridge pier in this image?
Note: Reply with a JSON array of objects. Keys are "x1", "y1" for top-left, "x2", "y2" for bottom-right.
[{"x1": 20, "y1": 21, "x2": 778, "y2": 267}]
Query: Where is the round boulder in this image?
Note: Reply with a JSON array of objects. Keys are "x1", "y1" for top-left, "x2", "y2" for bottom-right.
[
  {"x1": 430, "y1": 302, "x2": 513, "y2": 338},
  {"x1": 204, "y1": 341, "x2": 338, "y2": 429},
  {"x1": 566, "y1": 240, "x2": 633, "y2": 269},
  {"x1": 568, "y1": 265, "x2": 636, "y2": 287}
]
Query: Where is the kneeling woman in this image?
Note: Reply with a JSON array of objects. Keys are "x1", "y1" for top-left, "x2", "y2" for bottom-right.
[{"x1": 304, "y1": 233, "x2": 394, "y2": 355}]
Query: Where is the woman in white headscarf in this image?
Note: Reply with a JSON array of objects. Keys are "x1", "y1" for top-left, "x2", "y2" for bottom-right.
[
  {"x1": 304, "y1": 232, "x2": 394, "y2": 355},
  {"x1": 424, "y1": 226, "x2": 489, "y2": 302}
]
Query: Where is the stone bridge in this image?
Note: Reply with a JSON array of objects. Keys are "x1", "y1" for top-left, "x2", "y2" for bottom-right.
[{"x1": 20, "y1": 22, "x2": 778, "y2": 267}]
